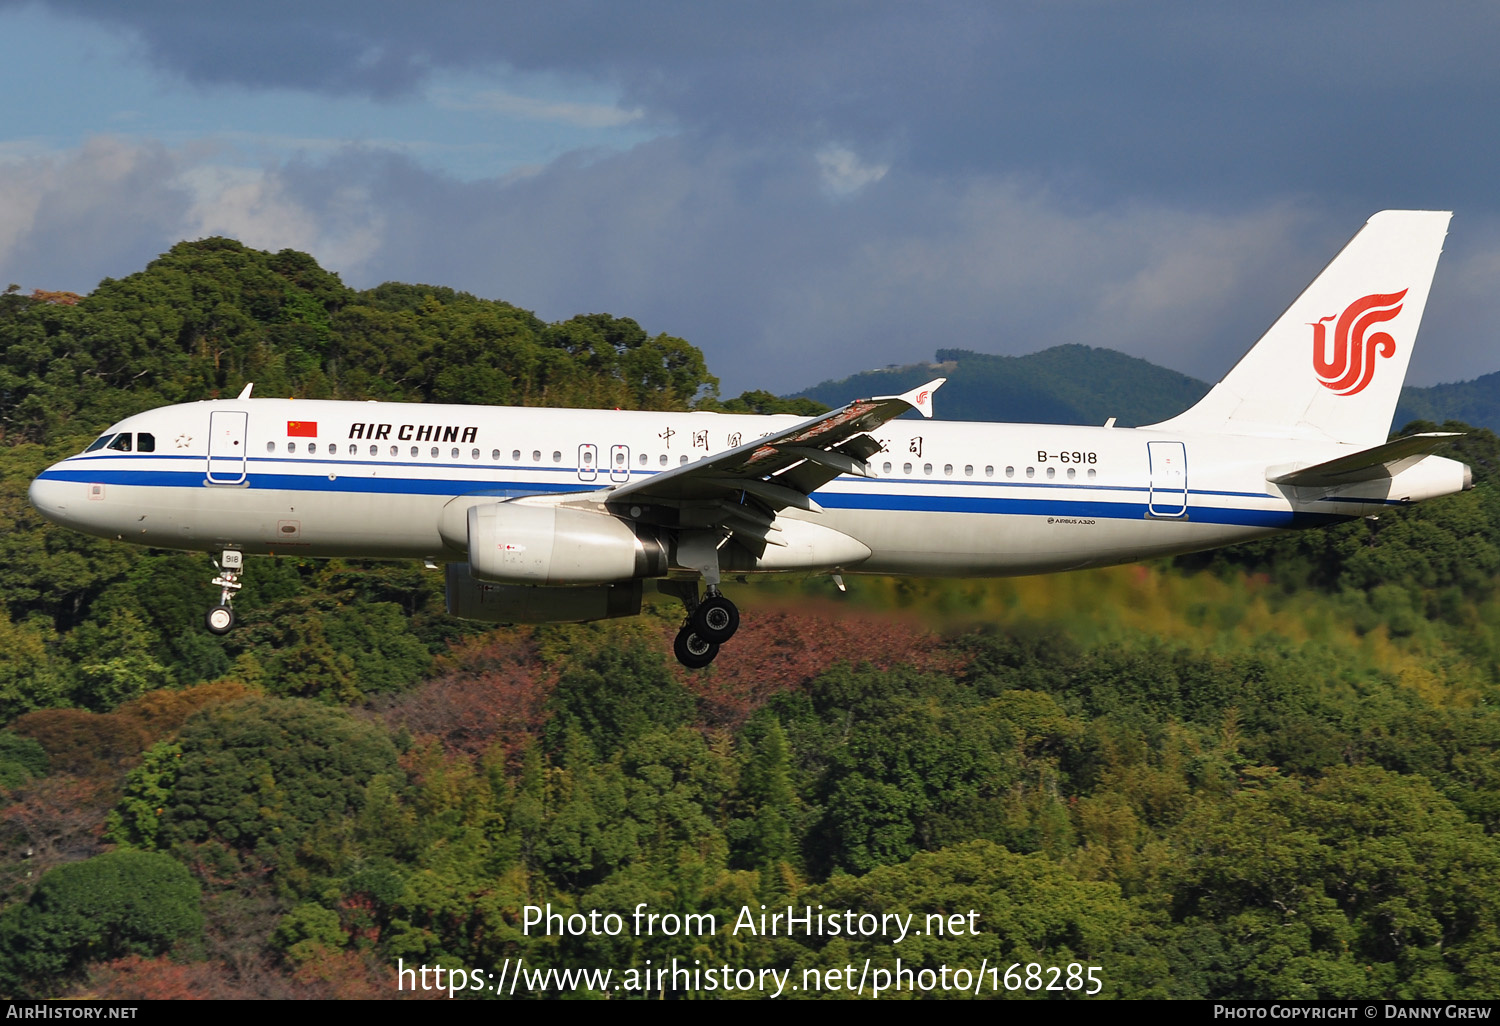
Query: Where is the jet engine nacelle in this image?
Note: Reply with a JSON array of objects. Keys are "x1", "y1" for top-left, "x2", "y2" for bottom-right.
[
  {"x1": 467, "y1": 501, "x2": 666, "y2": 585},
  {"x1": 445, "y1": 564, "x2": 642, "y2": 623}
]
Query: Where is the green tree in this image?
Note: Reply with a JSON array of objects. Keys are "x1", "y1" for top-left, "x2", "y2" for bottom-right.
[
  {"x1": 149, "y1": 698, "x2": 399, "y2": 866},
  {"x1": 806, "y1": 840, "x2": 1173, "y2": 999},
  {"x1": 544, "y1": 642, "x2": 696, "y2": 756},
  {"x1": 0, "y1": 850, "x2": 202, "y2": 997}
]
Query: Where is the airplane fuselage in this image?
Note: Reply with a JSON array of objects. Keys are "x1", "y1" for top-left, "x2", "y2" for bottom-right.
[
  {"x1": 27, "y1": 397, "x2": 1469, "y2": 578},
  {"x1": 23, "y1": 210, "x2": 1468, "y2": 666}
]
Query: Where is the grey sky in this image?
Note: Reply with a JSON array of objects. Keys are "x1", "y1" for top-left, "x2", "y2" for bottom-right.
[{"x1": 2, "y1": 1, "x2": 1496, "y2": 394}]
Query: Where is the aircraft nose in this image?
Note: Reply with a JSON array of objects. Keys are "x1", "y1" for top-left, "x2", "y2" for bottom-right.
[{"x1": 28, "y1": 468, "x2": 75, "y2": 527}]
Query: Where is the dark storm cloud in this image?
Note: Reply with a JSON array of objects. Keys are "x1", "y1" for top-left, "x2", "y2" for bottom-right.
[
  {"x1": 6, "y1": 2, "x2": 1495, "y2": 392},
  {"x1": 255, "y1": 139, "x2": 1352, "y2": 393},
  {"x1": 28, "y1": 1, "x2": 1500, "y2": 211}
]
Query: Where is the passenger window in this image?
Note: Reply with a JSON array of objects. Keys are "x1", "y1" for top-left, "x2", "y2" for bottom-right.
[
  {"x1": 410, "y1": 446, "x2": 419, "y2": 457},
  {"x1": 136, "y1": 433, "x2": 155, "y2": 453},
  {"x1": 553, "y1": 451, "x2": 561, "y2": 463},
  {"x1": 659, "y1": 454, "x2": 668, "y2": 466},
  {"x1": 389, "y1": 446, "x2": 398, "y2": 456},
  {"x1": 432, "y1": 447, "x2": 440, "y2": 458},
  {"x1": 964, "y1": 465, "x2": 973, "y2": 477},
  {"x1": 1046, "y1": 467, "x2": 1055, "y2": 479},
  {"x1": 532, "y1": 450, "x2": 541, "y2": 461},
  {"x1": 451, "y1": 447, "x2": 460, "y2": 458},
  {"x1": 903, "y1": 462, "x2": 913, "y2": 474},
  {"x1": 512, "y1": 449, "x2": 521, "y2": 461},
  {"x1": 985, "y1": 466, "x2": 994, "y2": 478},
  {"x1": 107, "y1": 434, "x2": 133, "y2": 452},
  {"x1": 583, "y1": 451, "x2": 594, "y2": 465},
  {"x1": 472, "y1": 448, "x2": 480, "y2": 460},
  {"x1": 680, "y1": 455, "x2": 688, "y2": 465},
  {"x1": 1026, "y1": 467, "x2": 1035, "y2": 479},
  {"x1": 1067, "y1": 467, "x2": 1076, "y2": 480},
  {"x1": 1006, "y1": 466, "x2": 1015, "y2": 478},
  {"x1": 348, "y1": 444, "x2": 357, "y2": 455},
  {"x1": 369, "y1": 445, "x2": 378, "y2": 456},
  {"x1": 883, "y1": 461, "x2": 892, "y2": 473},
  {"x1": 287, "y1": 441, "x2": 297, "y2": 454},
  {"x1": 492, "y1": 449, "x2": 501, "y2": 461},
  {"x1": 85, "y1": 434, "x2": 115, "y2": 453},
  {"x1": 307, "y1": 442, "x2": 317, "y2": 454},
  {"x1": 1088, "y1": 468, "x2": 1097, "y2": 480},
  {"x1": 615, "y1": 452, "x2": 625, "y2": 465},
  {"x1": 923, "y1": 463, "x2": 933, "y2": 475},
  {"x1": 266, "y1": 441, "x2": 276, "y2": 453},
  {"x1": 638, "y1": 453, "x2": 647, "y2": 466},
  {"x1": 943, "y1": 464, "x2": 953, "y2": 476}
]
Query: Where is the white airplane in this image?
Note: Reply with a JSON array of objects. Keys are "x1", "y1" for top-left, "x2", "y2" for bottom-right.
[{"x1": 29, "y1": 210, "x2": 1469, "y2": 667}]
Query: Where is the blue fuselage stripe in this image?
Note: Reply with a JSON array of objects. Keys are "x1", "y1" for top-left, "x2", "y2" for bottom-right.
[{"x1": 37, "y1": 464, "x2": 1351, "y2": 530}]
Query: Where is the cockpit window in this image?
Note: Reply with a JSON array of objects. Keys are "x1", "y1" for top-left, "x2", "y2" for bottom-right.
[
  {"x1": 107, "y1": 434, "x2": 133, "y2": 453},
  {"x1": 85, "y1": 434, "x2": 115, "y2": 453},
  {"x1": 136, "y1": 433, "x2": 155, "y2": 453}
]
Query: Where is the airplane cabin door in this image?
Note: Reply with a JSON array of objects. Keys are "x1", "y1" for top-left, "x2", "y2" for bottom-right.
[
  {"x1": 577, "y1": 443, "x2": 598, "y2": 482},
  {"x1": 206, "y1": 411, "x2": 248, "y2": 485},
  {"x1": 609, "y1": 444, "x2": 630, "y2": 483},
  {"x1": 1147, "y1": 441, "x2": 1187, "y2": 518}
]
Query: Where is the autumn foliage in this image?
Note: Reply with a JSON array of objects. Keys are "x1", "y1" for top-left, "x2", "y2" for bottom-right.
[{"x1": 670, "y1": 602, "x2": 968, "y2": 728}]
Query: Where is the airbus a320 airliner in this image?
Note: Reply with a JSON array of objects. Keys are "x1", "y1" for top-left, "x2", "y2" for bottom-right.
[{"x1": 29, "y1": 211, "x2": 1470, "y2": 666}]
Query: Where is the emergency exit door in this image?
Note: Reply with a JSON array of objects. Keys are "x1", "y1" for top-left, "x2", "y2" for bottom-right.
[
  {"x1": 1147, "y1": 441, "x2": 1187, "y2": 518},
  {"x1": 206, "y1": 411, "x2": 248, "y2": 485}
]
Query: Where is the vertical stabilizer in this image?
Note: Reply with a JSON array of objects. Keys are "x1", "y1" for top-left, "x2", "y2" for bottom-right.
[{"x1": 1150, "y1": 210, "x2": 1451, "y2": 446}]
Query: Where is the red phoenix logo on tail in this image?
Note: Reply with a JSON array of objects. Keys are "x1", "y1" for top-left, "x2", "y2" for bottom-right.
[{"x1": 1311, "y1": 290, "x2": 1407, "y2": 396}]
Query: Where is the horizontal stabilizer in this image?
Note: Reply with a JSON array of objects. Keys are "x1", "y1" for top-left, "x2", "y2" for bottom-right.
[{"x1": 1268, "y1": 432, "x2": 1463, "y2": 487}]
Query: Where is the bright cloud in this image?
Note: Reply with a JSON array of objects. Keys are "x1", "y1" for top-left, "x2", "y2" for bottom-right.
[
  {"x1": 815, "y1": 145, "x2": 889, "y2": 198},
  {"x1": 179, "y1": 164, "x2": 386, "y2": 278}
]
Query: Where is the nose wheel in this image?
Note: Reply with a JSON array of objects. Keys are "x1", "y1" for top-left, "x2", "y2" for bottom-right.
[
  {"x1": 206, "y1": 549, "x2": 243, "y2": 635},
  {"x1": 206, "y1": 604, "x2": 235, "y2": 634}
]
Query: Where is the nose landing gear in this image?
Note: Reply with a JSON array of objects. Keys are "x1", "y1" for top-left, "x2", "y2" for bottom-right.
[{"x1": 205, "y1": 549, "x2": 243, "y2": 635}]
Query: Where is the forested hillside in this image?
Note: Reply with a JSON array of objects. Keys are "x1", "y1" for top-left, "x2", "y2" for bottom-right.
[
  {"x1": 792, "y1": 347, "x2": 1500, "y2": 434},
  {"x1": 791, "y1": 346, "x2": 1210, "y2": 427},
  {"x1": 3, "y1": 240, "x2": 1500, "y2": 1000}
]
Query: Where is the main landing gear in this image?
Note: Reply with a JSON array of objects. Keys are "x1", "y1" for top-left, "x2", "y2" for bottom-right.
[
  {"x1": 662, "y1": 581, "x2": 741, "y2": 669},
  {"x1": 665, "y1": 532, "x2": 744, "y2": 669},
  {"x1": 205, "y1": 549, "x2": 243, "y2": 635}
]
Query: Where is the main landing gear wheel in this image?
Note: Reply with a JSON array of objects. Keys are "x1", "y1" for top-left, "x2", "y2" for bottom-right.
[
  {"x1": 674, "y1": 625, "x2": 720, "y2": 670},
  {"x1": 692, "y1": 594, "x2": 740, "y2": 644},
  {"x1": 205, "y1": 604, "x2": 235, "y2": 635}
]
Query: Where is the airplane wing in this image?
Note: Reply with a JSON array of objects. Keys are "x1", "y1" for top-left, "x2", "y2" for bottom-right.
[{"x1": 604, "y1": 378, "x2": 945, "y2": 545}]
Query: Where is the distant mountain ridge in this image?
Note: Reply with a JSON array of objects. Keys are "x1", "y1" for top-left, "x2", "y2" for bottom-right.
[
  {"x1": 1393, "y1": 370, "x2": 1500, "y2": 433},
  {"x1": 790, "y1": 345, "x2": 1500, "y2": 433}
]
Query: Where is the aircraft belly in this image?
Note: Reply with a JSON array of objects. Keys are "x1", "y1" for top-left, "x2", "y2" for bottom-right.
[{"x1": 817, "y1": 508, "x2": 1266, "y2": 577}]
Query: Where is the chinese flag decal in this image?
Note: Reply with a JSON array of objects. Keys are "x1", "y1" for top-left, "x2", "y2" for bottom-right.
[{"x1": 287, "y1": 421, "x2": 318, "y2": 438}]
